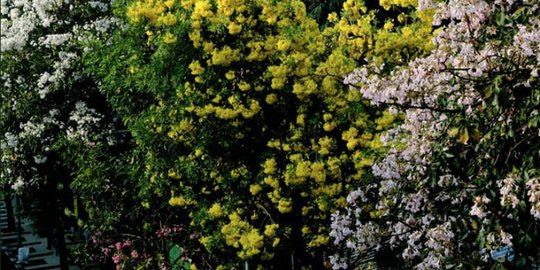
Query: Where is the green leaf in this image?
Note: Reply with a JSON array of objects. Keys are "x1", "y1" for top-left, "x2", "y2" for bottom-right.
[
  {"x1": 476, "y1": 231, "x2": 485, "y2": 249},
  {"x1": 522, "y1": 233, "x2": 532, "y2": 246},
  {"x1": 459, "y1": 128, "x2": 469, "y2": 145},
  {"x1": 528, "y1": 115, "x2": 540, "y2": 128},
  {"x1": 448, "y1": 127, "x2": 459, "y2": 138},
  {"x1": 484, "y1": 86, "x2": 493, "y2": 99},
  {"x1": 512, "y1": 7, "x2": 525, "y2": 19},
  {"x1": 493, "y1": 75, "x2": 502, "y2": 94},
  {"x1": 516, "y1": 257, "x2": 527, "y2": 268},
  {"x1": 169, "y1": 244, "x2": 183, "y2": 265},
  {"x1": 496, "y1": 11, "x2": 506, "y2": 26},
  {"x1": 484, "y1": 131, "x2": 492, "y2": 140}
]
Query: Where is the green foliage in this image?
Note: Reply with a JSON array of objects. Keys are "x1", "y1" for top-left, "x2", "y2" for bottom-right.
[{"x1": 169, "y1": 243, "x2": 191, "y2": 270}]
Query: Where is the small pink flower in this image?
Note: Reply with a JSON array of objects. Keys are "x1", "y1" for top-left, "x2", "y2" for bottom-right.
[
  {"x1": 115, "y1": 242, "x2": 122, "y2": 250},
  {"x1": 101, "y1": 247, "x2": 110, "y2": 256},
  {"x1": 131, "y1": 250, "x2": 139, "y2": 258},
  {"x1": 123, "y1": 239, "x2": 132, "y2": 248},
  {"x1": 112, "y1": 254, "x2": 122, "y2": 264}
]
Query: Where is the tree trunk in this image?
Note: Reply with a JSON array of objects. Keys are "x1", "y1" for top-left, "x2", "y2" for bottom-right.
[
  {"x1": 4, "y1": 193, "x2": 16, "y2": 231},
  {"x1": 55, "y1": 219, "x2": 69, "y2": 270},
  {"x1": 52, "y1": 192, "x2": 70, "y2": 270}
]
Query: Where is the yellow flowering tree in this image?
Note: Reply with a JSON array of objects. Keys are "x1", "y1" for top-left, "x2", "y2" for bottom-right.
[{"x1": 85, "y1": 0, "x2": 436, "y2": 267}]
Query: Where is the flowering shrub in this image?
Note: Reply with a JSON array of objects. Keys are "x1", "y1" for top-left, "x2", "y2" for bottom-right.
[
  {"x1": 84, "y1": 0, "x2": 437, "y2": 267},
  {"x1": 0, "y1": 0, "x2": 117, "y2": 191},
  {"x1": 332, "y1": 0, "x2": 540, "y2": 268},
  {"x1": 0, "y1": 1, "x2": 171, "y2": 268},
  {"x1": 81, "y1": 224, "x2": 191, "y2": 270}
]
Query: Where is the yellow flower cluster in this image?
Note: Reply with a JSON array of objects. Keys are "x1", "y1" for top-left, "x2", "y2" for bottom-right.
[
  {"x1": 211, "y1": 46, "x2": 241, "y2": 66},
  {"x1": 208, "y1": 203, "x2": 225, "y2": 218},
  {"x1": 220, "y1": 212, "x2": 265, "y2": 259},
  {"x1": 264, "y1": 224, "x2": 279, "y2": 237},
  {"x1": 168, "y1": 195, "x2": 188, "y2": 207},
  {"x1": 380, "y1": 0, "x2": 417, "y2": 10},
  {"x1": 127, "y1": 0, "x2": 167, "y2": 23},
  {"x1": 238, "y1": 229, "x2": 264, "y2": 259},
  {"x1": 127, "y1": 0, "x2": 178, "y2": 25},
  {"x1": 376, "y1": 110, "x2": 399, "y2": 130}
]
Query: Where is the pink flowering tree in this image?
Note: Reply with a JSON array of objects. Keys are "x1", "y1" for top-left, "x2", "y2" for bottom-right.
[{"x1": 331, "y1": 0, "x2": 540, "y2": 268}]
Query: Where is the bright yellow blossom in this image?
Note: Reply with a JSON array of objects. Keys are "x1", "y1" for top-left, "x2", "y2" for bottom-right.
[
  {"x1": 265, "y1": 94, "x2": 278, "y2": 104},
  {"x1": 249, "y1": 184, "x2": 263, "y2": 195},
  {"x1": 208, "y1": 203, "x2": 225, "y2": 218},
  {"x1": 163, "y1": 32, "x2": 177, "y2": 44},
  {"x1": 264, "y1": 224, "x2": 279, "y2": 237},
  {"x1": 189, "y1": 61, "x2": 205, "y2": 75},
  {"x1": 277, "y1": 198, "x2": 292, "y2": 213}
]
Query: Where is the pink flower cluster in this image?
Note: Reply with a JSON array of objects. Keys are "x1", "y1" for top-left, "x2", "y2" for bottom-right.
[
  {"x1": 110, "y1": 239, "x2": 144, "y2": 270},
  {"x1": 155, "y1": 224, "x2": 184, "y2": 238}
]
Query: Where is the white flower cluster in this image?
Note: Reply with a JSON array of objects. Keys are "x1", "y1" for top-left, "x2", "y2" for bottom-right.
[
  {"x1": 0, "y1": 109, "x2": 63, "y2": 190},
  {"x1": 39, "y1": 33, "x2": 72, "y2": 47},
  {"x1": 0, "y1": 0, "x2": 116, "y2": 191},
  {"x1": 18, "y1": 120, "x2": 46, "y2": 139},
  {"x1": 66, "y1": 101, "x2": 103, "y2": 143},
  {"x1": 1, "y1": 0, "x2": 38, "y2": 52},
  {"x1": 526, "y1": 177, "x2": 540, "y2": 219},
  {"x1": 11, "y1": 176, "x2": 25, "y2": 191},
  {"x1": 2, "y1": 132, "x2": 19, "y2": 150},
  {"x1": 37, "y1": 51, "x2": 79, "y2": 98},
  {"x1": 470, "y1": 195, "x2": 490, "y2": 220},
  {"x1": 498, "y1": 174, "x2": 520, "y2": 209},
  {"x1": 2, "y1": 0, "x2": 116, "y2": 98},
  {"x1": 88, "y1": 1, "x2": 109, "y2": 12}
]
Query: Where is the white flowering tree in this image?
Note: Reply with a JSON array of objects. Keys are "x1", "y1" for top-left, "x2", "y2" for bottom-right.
[
  {"x1": 331, "y1": 0, "x2": 540, "y2": 268},
  {"x1": 1, "y1": 2, "x2": 194, "y2": 268},
  {"x1": 0, "y1": 0, "x2": 117, "y2": 190},
  {"x1": 0, "y1": 0, "x2": 124, "y2": 268}
]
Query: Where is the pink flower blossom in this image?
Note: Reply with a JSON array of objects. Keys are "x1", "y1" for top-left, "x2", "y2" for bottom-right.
[
  {"x1": 112, "y1": 254, "x2": 122, "y2": 264},
  {"x1": 123, "y1": 239, "x2": 132, "y2": 248}
]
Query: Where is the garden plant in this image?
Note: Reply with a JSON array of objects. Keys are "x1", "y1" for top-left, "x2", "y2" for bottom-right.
[{"x1": 1, "y1": 0, "x2": 538, "y2": 269}]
